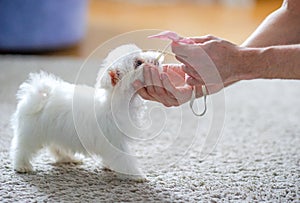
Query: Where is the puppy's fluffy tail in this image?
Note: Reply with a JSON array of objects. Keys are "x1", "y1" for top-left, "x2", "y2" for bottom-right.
[{"x1": 16, "y1": 71, "x2": 62, "y2": 114}]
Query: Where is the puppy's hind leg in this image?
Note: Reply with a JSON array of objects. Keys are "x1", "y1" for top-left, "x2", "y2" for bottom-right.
[
  {"x1": 11, "y1": 135, "x2": 41, "y2": 173},
  {"x1": 49, "y1": 146, "x2": 82, "y2": 165}
]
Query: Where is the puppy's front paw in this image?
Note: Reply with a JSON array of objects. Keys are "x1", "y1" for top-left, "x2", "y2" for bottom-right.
[
  {"x1": 133, "y1": 176, "x2": 148, "y2": 183},
  {"x1": 132, "y1": 174, "x2": 149, "y2": 183},
  {"x1": 14, "y1": 164, "x2": 33, "y2": 173},
  {"x1": 102, "y1": 167, "x2": 112, "y2": 172},
  {"x1": 54, "y1": 157, "x2": 83, "y2": 165}
]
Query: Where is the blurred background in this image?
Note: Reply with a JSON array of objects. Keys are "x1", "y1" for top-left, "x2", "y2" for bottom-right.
[{"x1": 0, "y1": 0, "x2": 282, "y2": 58}]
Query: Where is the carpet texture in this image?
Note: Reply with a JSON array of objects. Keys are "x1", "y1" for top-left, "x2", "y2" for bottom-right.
[{"x1": 0, "y1": 55, "x2": 299, "y2": 202}]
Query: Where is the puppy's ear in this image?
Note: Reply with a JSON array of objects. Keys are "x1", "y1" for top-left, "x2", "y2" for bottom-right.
[
  {"x1": 96, "y1": 44, "x2": 141, "y2": 89},
  {"x1": 109, "y1": 70, "x2": 120, "y2": 86}
]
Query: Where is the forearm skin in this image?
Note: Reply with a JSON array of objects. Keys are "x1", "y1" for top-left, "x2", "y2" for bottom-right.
[{"x1": 241, "y1": 45, "x2": 300, "y2": 80}]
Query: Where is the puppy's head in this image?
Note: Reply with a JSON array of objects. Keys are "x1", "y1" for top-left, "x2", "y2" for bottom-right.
[{"x1": 96, "y1": 44, "x2": 163, "y2": 90}]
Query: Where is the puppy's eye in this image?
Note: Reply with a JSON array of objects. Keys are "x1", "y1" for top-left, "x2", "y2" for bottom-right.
[
  {"x1": 134, "y1": 59, "x2": 144, "y2": 69},
  {"x1": 116, "y1": 69, "x2": 121, "y2": 77}
]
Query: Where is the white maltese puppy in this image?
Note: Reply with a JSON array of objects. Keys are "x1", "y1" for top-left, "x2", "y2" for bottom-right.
[{"x1": 10, "y1": 44, "x2": 162, "y2": 179}]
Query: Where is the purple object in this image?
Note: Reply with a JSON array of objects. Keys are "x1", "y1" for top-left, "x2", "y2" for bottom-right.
[
  {"x1": 149, "y1": 31, "x2": 195, "y2": 44},
  {"x1": 0, "y1": 0, "x2": 88, "y2": 52}
]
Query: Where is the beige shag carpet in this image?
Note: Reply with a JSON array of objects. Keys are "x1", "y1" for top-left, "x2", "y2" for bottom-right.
[{"x1": 0, "y1": 55, "x2": 299, "y2": 202}]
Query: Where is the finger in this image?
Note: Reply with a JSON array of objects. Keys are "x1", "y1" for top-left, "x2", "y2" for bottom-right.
[
  {"x1": 160, "y1": 73, "x2": 178, "y2": 96},
  {"x1": 163, "y1": 65, "x2": 168, "y2": 72},
  {"x1": 194, "y1": 85, "x2": 205, "y2": 98},
  {"x1": 169, "y1": 64, "x2": 185, "y2": 79},
  {"x1": 143, "y1": 65, "x2": 156, "y2": 97},
  {"x1": 174, "y1": 55, "x2": 188, "y2": 65},
  {"x1": 186, "y1": 76, "x2": 204, "y2": 86},
  {"x1": 133, "y1": 80, "x2": 176, "y2": 107},
  {"x1": 165, "y1": 68, "x2": 186, "y2": 86},
  {"x1": 152, "y1": 72, "x2": 182, "y2": 106},
  {"x1": 150, "y1": 67, "x2": 171, "y2": 103},
  {"x1": 132, "y1": 80, "x2": 157, "y2": 101},
  {"x1": 176, "y1": 85, "x2": 193, "y2": 104},
  {"x1": 195, "y1": 85, "x2": 213, "y2": 98},
  {"x1": 181, "y1": 62, "x2": 201, "y2": 80},
  {"x1": 143, "y1": 66, "x2": 177, "y2": 106},
  {"x1": 169, "y1": 71, "x2": 185, "y2": 86},
  {"x1": 162, "y1": 64, "x2": 186, "y2": 86},
  {"x1": 171, "y1": 42, "x2": 194, "y2": 59},
  {"x1": 188, "y1": 35, "x2": 217, "y2": 44},
  {"x1": 163, "y1": 63, "x2": 184, "y2": 70},
  {"x1": 161, "y1": 73, "x2": 192, "y2": 105},
  {"x1": 163, "y1": 64, "x2": 185, "y2": 78},
  {"x1": 194, "y1": 83, "x2": 223, "y2": 98}
]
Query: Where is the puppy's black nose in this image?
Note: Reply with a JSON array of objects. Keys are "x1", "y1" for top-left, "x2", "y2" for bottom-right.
[{"x1": 152, "y1": 60, "x2": 159, "y2": 67}]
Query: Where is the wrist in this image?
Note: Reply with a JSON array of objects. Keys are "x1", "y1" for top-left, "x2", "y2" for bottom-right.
[{"x1": 238, "y1": 47, "x2": 269, "y2": 80}]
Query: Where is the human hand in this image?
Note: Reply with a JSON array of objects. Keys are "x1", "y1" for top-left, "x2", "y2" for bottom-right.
[
  {"x1": 172, "y1": 35, "x2": 254, "y2": 94},
  {"x1": 132, "y1": 64, "x2": 193, "y2": 107}
]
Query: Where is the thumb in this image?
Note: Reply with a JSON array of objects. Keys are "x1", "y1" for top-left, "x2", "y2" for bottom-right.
[
  {"x1": 189, "y1": 35, "x2": 217, "y2": 44},
  {"x1": 171, "y1": 42, "x2": 190, "y2": 57}
]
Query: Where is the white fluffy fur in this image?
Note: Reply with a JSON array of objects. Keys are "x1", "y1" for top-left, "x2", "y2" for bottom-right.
[{"x1": 10, "y1": 44, "x2": 162, "y2": 178}]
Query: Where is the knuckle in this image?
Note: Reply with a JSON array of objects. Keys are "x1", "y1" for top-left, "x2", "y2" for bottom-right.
[
  {"x1": 156, "y1": 89, "x2": 166, "y2": 97},
  {"x1": 173, "y1": 102, "x2": 180, "y2": 107},
  {"x1": 140, "y1": 94, "x2": 149, "y2": 100},
  {"x1": 166, "y1": 89, "x2": 175, "y2": 97},
  {"x1": 156, "y1": 92, "x2": 163, "y2": 97},
  {"x1": 186, "y1": 78, "x2": 195, "y2": 86},
  {"x1": 163, "y1": 103, "x2": 171, "y2": 107},
  {"x1": 164, "y1": 100, "x2": 177, "y2": 107},
  {"x1": 205, "y1": 34, "x2": 215, "y2": 39},
  {"x1": 147, "y1": 88, "x2": 156, "y2": 96},
  {"x1": 139, "y1": 92, "x2": 150, "y2": 100}
]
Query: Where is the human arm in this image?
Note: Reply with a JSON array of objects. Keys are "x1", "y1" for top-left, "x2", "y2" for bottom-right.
[
  {"x1": 247, "y1": 44, "x2": 300, "y2": 80},
  {"x1": 173, "y1": 39, "x2": 300, "y2": 88},
  {"x1": 134, "y1": 43, "x2": 300, "y2": 106},
  {"x1": 243, "y1": 0, "x2": 300, "y2": 47},
  {"x1": 176, "y1": 0, "x2": 300, "y2": 94},
  {"x1": 133, "y1": 0, "x2": 300, "y2": 106}
]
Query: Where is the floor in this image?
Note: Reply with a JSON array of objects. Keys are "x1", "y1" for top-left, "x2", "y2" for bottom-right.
[
  {"x1": 24, "y1": 0, "x2": 282, "y2": 57},
  {"x1": 0, "y1": 56, "x2": 299, "y2": 202}
]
